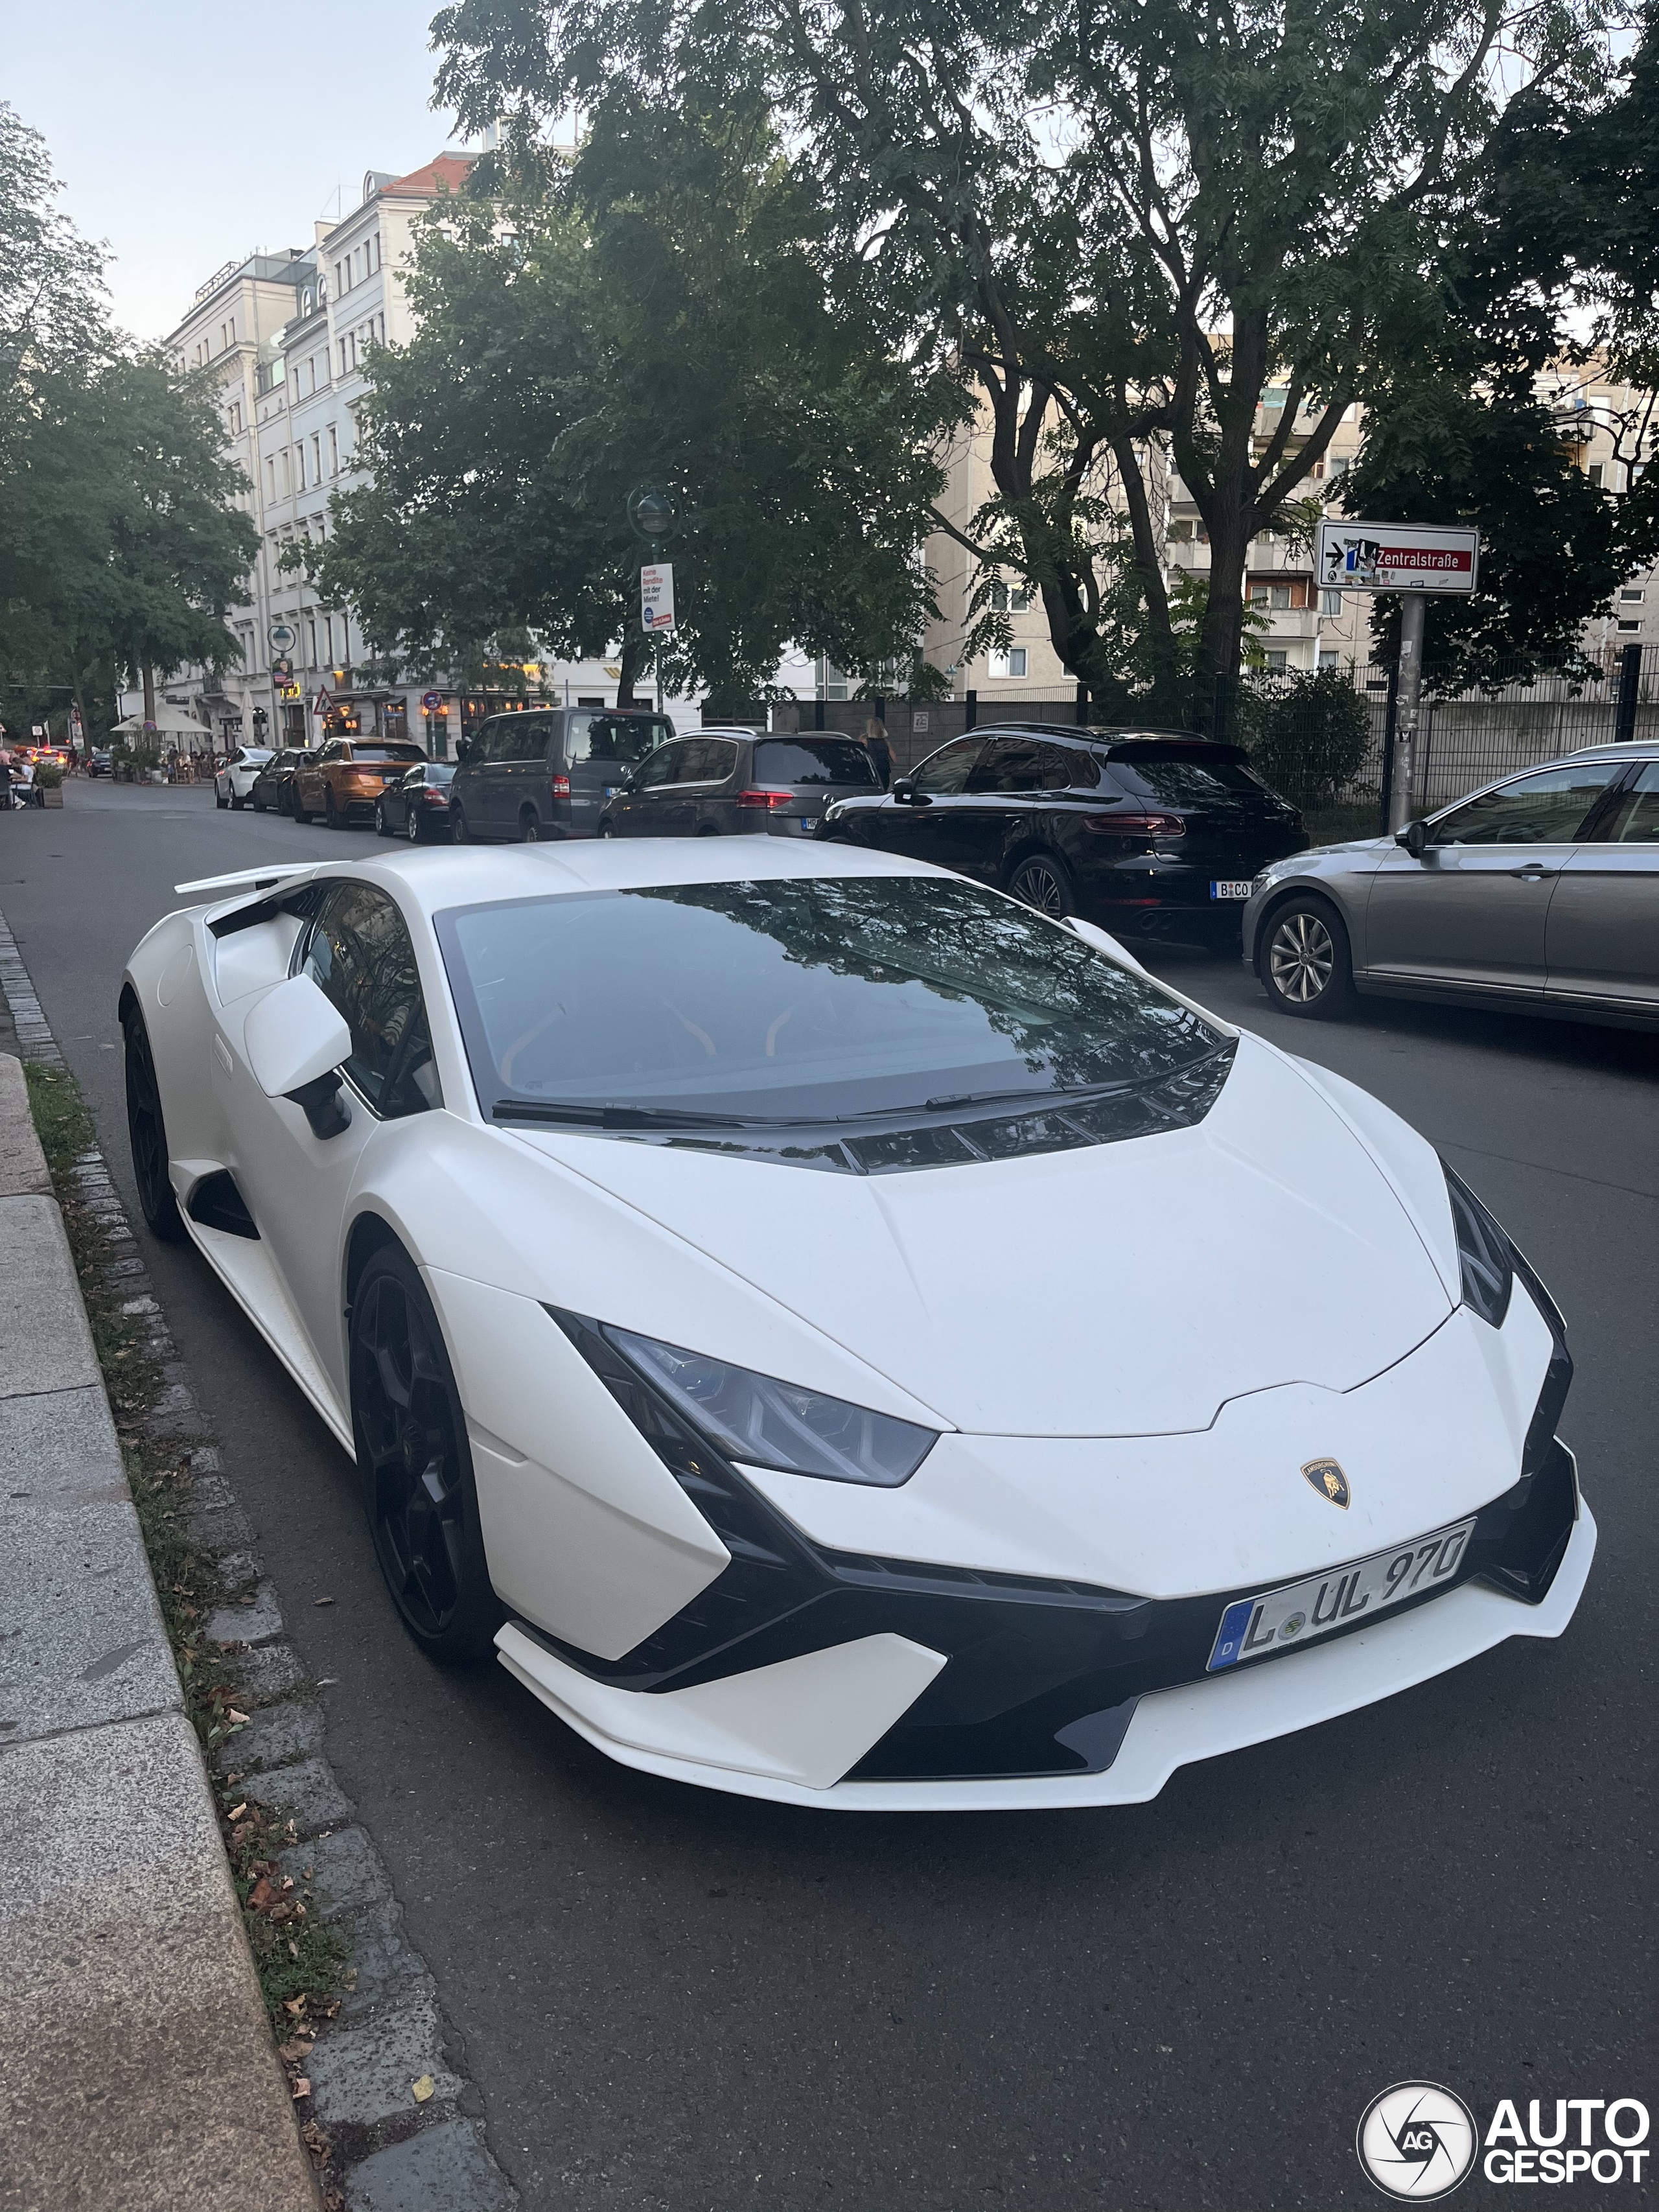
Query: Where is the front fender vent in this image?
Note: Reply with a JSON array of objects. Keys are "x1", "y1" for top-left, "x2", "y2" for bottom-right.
[{"x1": 186, "y1": 1170, "x2": 259, "y2": 1239}]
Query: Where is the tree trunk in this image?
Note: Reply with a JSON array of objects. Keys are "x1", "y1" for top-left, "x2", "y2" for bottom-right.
[
  {"x1": 617, "y1": 629, "x2": 651, "y2": 706},
  {"x1": 141, "y1": 661, "x2": 156, "y2": 729}
]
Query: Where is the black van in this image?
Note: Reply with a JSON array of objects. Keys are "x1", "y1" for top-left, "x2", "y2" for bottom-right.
[{"x1": 449, "y1": 706, "x2": 675, "y2": 842}]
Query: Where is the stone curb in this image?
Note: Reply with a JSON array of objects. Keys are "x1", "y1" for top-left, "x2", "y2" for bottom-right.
[{"x1": 0, "y1": 907, "x2": 516, "y2": 2212}]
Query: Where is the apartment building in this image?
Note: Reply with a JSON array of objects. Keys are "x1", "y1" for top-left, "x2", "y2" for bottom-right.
[{"x1": 126, "y1": 157, "x2": 474, "y2": 752}]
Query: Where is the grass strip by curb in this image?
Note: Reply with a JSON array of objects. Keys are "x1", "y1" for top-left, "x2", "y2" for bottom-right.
[{"x1": 24, "y1": 1058, "x2": 348, "y2": 2031}]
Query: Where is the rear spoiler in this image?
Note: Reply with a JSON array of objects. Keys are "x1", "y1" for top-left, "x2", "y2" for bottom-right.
[{"x1": 174, "y1": 863, "x2": 325, "y2": 898}]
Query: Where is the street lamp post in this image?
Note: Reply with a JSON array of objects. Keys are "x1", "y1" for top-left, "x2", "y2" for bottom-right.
[{"x1": 626, "y1": 485, "x2": 680, "y2": 714}]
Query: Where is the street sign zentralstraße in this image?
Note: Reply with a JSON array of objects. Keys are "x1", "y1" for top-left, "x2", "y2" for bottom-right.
[{"x1": 1316, "y1": 520, "x2": 1480, "y2": 594}]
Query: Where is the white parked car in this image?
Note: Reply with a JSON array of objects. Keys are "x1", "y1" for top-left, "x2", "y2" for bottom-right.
[
  {"x1": 119, "y1": 841, "x2": 1593, "y2": 1810},
  {"x1": 215, "y1": 746, "x2": 273, "y2": 811}
]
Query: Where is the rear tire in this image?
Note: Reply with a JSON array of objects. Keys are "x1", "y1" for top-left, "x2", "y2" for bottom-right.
[
  {"x1": 375, "y1": 800, "x2": 390, "y2": 838},
  {"x1": 215, "y1": 788, "x2": 229, "y2": 810},
  {"x1": 349, "y1": 1245, "x2": 503, "y2": 1664},
  {"x1": 1007, "y1": 850, "x2": 1076, "y2": 918},
  {"x1": 519, "y1": 808, "x2": 540, "y2": 842},
  {"x1": 451, "y1": 803, "x2": 470, "y2": 844},
  {"x1": 406, "y1": 807, "x2": 422, "y2": 843},
  {"x1": 122, "y1": 1006, "x2": 186, "y2": 1244},
  {"x1": 1259, "y1": 894, "x2": 1354, "y2": 1019},
  {"x1": 325, "y1": 788, "x2": 343, "y2": 832},
  {"x1": 231, "y1": 793, "x2": 244, "y2": 811}
]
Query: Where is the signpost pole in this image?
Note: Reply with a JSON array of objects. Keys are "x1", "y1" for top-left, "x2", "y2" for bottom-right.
[{"x1": 1387, "y1": 592, "x2": 1426, "y2": 833}]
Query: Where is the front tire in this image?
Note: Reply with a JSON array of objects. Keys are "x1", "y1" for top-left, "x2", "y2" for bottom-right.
[
  {"x1": 349, "y1": 1246, "x2": 502, "y2": 1664},
  {"x1": 406, "y1": 807, "x2": 422, "y2": 843},
  {"x1": 122, "y1": 1006, "x2": 186, "y2": 1244},
  {"x1": 597, "y1": 820, "x2": 616, "y2": 839},
  {"x1": 252, "y1": 788, "x2": 266, "y2": 813},
  {"x1": 231, "y1": 792, "x2": 244, "y2": 811},
  {"x1": 1259, "y1": 894, "x2": 1355, "y2": 1019},
  {"x1": 1007, "y1": 850, "x2": 1076, "y2": 918}
]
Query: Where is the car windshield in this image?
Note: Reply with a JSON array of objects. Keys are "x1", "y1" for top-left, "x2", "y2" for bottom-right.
[
  {"x1": 753, "y1": 739, "x2": 877, "y2": 787},
  {"x1": 437, "y1": 876, "x2": 1226, "y2": 1125},
  {"x1": 1106, "y1": 745, "x2": 1271, "y2": 804}
]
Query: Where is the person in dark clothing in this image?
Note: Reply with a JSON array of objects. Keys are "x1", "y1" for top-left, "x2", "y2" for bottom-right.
[{"x1": 862, "y1": 716, "x2": 893, "y2": 790}]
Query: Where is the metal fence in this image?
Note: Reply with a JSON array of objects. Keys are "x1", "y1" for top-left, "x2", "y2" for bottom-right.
[{"x1": 705, "y1": 647, "x2": 1656, "y2": 832}]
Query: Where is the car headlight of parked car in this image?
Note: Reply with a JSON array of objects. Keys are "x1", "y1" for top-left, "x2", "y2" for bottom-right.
[{"x1": 548, "y1": 1307, "x2": 937, "y2": 1486}]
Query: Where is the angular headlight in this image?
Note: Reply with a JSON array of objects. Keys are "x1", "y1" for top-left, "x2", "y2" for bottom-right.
[
  {"x1": 549, "y1": 1309, "x2": 936, "y2": 1487},
  {"x1": 1443, "y1": 1161, "x2": 1514, "y2": 1329}
]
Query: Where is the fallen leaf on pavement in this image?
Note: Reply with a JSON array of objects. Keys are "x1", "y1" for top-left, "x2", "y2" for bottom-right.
[
  {"x1": 412, "y1": 2074, "x2": 435, "y2": 2104},
  {"x1": 291, "y1": 2077, "x2": 312, "y2": 2100},
  {"x1": 248, "y1": 1877, "x2": 275, "y2": 1910},
  {"x1": 314, "y1": 1596, "x2": 335, "y2": 1606},
  {"x1": 283, "y1": 1996, "x2": 308, "y2": 2018},
  {"x1": 226, "y1": 1802, "x2": 247, "y2": 1822},
  {"x1": 227, "y1": 1708, "x2": 250, "y2": 1725}
]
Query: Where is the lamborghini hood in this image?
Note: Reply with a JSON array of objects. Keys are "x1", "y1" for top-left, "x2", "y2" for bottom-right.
[{"x1": 509, "y1": 1034, "x2": 1456, "y2": 1439}]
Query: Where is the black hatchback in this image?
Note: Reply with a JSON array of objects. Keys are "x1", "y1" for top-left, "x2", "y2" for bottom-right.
[
  {"x1": 597, "y1": 731, "x2": 881, "y2": 839},
  {"x1": 818, "y1": 725, "x2": 1306, "y2": 941}
]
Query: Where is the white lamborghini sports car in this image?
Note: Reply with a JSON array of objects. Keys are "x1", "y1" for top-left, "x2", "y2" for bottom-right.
[{"x1": 121, "y1": 841, "x2": 1594, "y2": 1810}]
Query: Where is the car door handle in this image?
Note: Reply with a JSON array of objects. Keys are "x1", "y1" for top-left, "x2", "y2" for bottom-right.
[{"x1": 1509, "y1": 864, "x2": 1557, "y2": 878}]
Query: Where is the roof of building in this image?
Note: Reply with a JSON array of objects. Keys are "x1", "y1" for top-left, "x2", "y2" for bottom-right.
[{"x1": 380, "y1": 154, "x2": 474, "y2": 200}]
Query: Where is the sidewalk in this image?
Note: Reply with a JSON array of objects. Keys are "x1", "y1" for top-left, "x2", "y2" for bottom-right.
[{"x1": 0, "y1": 1049, "x2": 320, "y2": 2212}]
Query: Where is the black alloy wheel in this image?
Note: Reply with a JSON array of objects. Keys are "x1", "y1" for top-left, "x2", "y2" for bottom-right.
[
  {"x1": 597, "y1": 820, "x2": 616, "y2": 839},
  {"x1": 122, "y1": 1008, "x2": 186, "y2": 1243},
  {"x1": 374, "y1": 799, "x2": 390, "y2": 837},
  {"x1": 1008, "y1": 850, "x2": 1076, "y2": 918},
  {"x1": 349, "y1": 1246, "x2": 502, "y2": 1662},
  {"x1": 1260, "y1": 894, "x2": 1354, "y2": 1019},
  {"x1": 405, "y1": 804, "x2": 423, "y2": 843},
  {"x1": 519, "y1": 809, "x2": 540, "y2": 842}
]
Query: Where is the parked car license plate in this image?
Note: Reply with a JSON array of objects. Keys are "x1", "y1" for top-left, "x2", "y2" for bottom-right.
[
  {"x1": 1207, "y1": 1515, "x2": 1477, "y2": 1671},
  {"x1": 1210, "y1": 879, "x2": 1253, "y2": 900},
  {"x1": 800, "y1": 816, "x2": 814, "y2": 830}
]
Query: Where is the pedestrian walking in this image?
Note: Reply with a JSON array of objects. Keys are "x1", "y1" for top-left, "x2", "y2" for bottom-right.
[{"x1": 862, "y1": 715, "x2": 893, "y2": 790}]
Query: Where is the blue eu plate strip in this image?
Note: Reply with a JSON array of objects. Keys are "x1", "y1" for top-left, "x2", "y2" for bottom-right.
[{"x1": 1208, "y1": 1599, "x2": 1255, "y2": 1672}]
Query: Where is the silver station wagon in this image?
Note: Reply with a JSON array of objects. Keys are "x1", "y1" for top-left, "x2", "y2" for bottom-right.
[{"x1": 1242, "y1": 744, "x2": 1659, "y2": 1028}]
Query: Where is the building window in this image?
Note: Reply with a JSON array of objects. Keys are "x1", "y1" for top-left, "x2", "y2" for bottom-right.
[
  {"x1": 1319, "y1": 650, "x2": 1339, "y2": 670},
  {"x1": 325, "y1": 614, "x2": 335, "y2": 663},
  {"x1": 1320, "y1": 588, "x2": 1343, "y2": 616},
  {"x1": 265, "y1": 456, "x2": 277, "y2": 501},
  {"x1": 1264, "y1": 649, "x2": 1289, "y2": 673},
  {"x1": 296, "y1": 443, "x2": 306, "y2": 491},
  {"x1": 1329, "y1": 456, "x2": 1351, "y2": 477},
  {"x1": 328, "y1": 425, "x2": 339, "y2": 475},
  {"x1": 987, "y1": 580, "x2": 1032, "y2": 612},
  {"x1": 312, "y1": 433, "x2": 322, "y2": 482},
  {"x1": 338, "y1": 338, "x2": 348, "y2": 378},
  {"x1": 1617, "y1": 619, "x2": 1640, "y2": 632},
  {"x1": 1589, "y1": 463, "x2": 1605, "y2": 487},
  {"x1": 988, "y1": 648, "x2": 1028, "y2": 679},
  {"x1": 308, "y1": 618, "x2": 318, "y2": 668},
  {"x1": 1619, "y1": 588, "x2": 1643, "y2": 602}
]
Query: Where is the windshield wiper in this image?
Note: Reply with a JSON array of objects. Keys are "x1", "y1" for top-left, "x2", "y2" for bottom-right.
[{"x1": 493, "y1": 1100, "x2": 752, "y2": 1130}]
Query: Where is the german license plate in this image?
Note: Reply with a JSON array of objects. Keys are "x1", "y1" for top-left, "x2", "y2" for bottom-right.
[
  {"x1": 800, "y1": 816, "x2": 815, "y2": 831},
  {"x1": 1211, "y1": 879, "x2": 1253, "y2": 900},
  {"x1": 1207, "y1": 1516, "x2": 1477, "y2": 1672}
]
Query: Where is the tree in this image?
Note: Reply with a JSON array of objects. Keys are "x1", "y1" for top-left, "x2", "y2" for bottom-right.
[
  {"x1": 304, "y1": 96, "x2": 953, "y2": 700},
  {"x1": 432, "y1": 0, "x2": 1608, "y2": 710},
  {"x1": 1, "y1": 107, "x2": 257, "y2": 739},
  {"x1": 1345, "y1": 11, "x2": 1659, "y2": 681}
]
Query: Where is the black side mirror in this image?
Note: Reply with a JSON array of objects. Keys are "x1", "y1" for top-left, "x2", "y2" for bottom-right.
[
  {"x1": 1396, "y1": 819, "x2": 1429, "y2": 858},
  {"x1": 285, "y1": 1070, "x2": 351, "y2": 1141},
  {"x1": 892, "y1": 777, "x2": 931, "y2": 807}
]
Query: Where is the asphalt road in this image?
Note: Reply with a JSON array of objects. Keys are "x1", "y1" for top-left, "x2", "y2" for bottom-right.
[{"x1": 4, "y1": 778, "x2": 1654, "y2": 2211}]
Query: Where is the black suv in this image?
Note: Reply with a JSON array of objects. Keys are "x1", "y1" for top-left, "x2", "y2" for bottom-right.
[
  {"x1": 450, "y1": 706, "x2": 675, "y2": 842},
  {"x1": 819, "y1": 725, "x2": 1306, "y2": 942}
]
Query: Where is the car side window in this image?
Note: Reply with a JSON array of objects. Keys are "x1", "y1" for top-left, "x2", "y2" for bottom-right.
[
  {"x1": 911, "y1": 736, "x2": 984, "y2": 796},
  {"x1": 523, "y1": 714, "x2": 557, "y2": 762},
  {"x1": 679, "y1": 738, "x2": 737, "y2": 783},
  {"x1": 299, "y1": 885, "x2": 441, "y2": 1119},
  {"x1": 968, "y1": 738, "x2": 1050, "y2": 794},
  {"x1": 1587, "y1": 762, "x2": 1659, "y2": 844},
  {"x1": 1051, "y1": 746, "x2": 1101, "y2": 789},
  {"x1": 634, "y1": 741, "x2": 684, "y2": 790},
  {"x1": 1426, "y1": 764, "x2": 1623, "y2": 847}
]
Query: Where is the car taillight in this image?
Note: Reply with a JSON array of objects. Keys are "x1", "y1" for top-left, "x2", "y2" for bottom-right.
[
  {"x1": 550, "y1": 773, "x2": 570, "y2": 797},
  {"x1": 422, "y1": 788, "x2": 448, "y2": 805},
  {"x1": 736, "y1": 788, "x2": 796, "y2": 810},
  {"x1": 1082, "y1": 810, "x2": 1186, "y2": 837}
]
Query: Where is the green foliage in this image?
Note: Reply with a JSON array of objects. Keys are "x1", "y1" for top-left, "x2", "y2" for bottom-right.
[
  {"x1": 307, "y1": 97, "x2": 948, "y2": 698},
  {"x1": 1239, "y1": 671, "x2": 1371, "y2": 809},
  {"x1": 432, "y1": 0, "x2": 1610, "y2": 699},
  {"x1": 0, "y1": 105, "x2": 255, "y2": 736}
]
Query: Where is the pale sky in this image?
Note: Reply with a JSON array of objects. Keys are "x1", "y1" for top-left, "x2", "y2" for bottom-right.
[{"x1": 2, "y1": 0, "x2": 475, "y2": 341}]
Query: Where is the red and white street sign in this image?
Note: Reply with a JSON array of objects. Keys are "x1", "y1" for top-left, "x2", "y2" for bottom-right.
[
  {"x1": 314, "y1": 688, "x2": 333, "y2": 714},
  {"x1": 1316, "y1": 520, "x2": 1479, "y2": 594}
]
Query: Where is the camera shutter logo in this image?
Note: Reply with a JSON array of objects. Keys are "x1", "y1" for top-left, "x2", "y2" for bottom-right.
[{"x1": 1357, "y1": 2082, "x2": 1478, "y2": 2200}]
